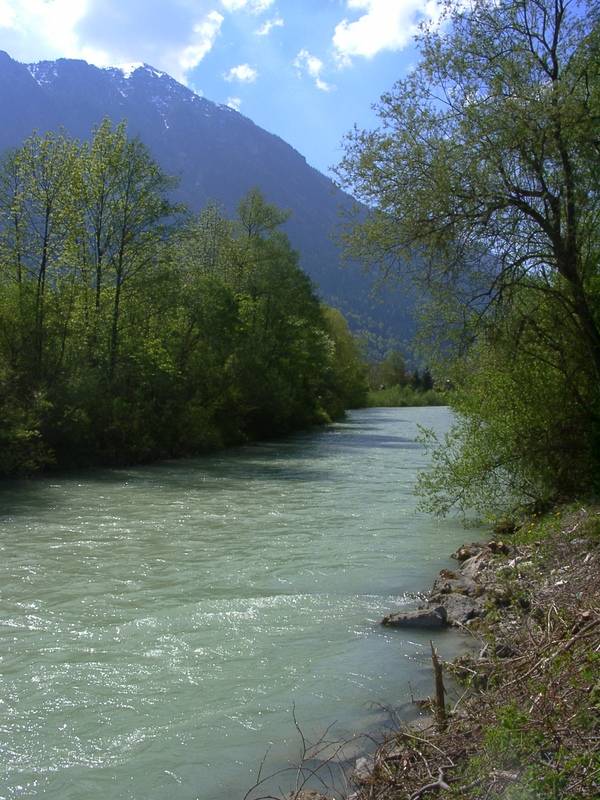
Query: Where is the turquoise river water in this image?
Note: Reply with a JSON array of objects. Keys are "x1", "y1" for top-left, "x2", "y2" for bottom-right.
[{"x1": 0, "y1": 407, "x2": 475, "y2": 800}]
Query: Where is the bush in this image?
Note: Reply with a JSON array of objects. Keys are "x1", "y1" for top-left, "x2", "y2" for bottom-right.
[
  {"x1": 366, "y1": 385, "x2": 445, "y2": 407},
  {"x1": 417, "y1": 293, "x2": 600, "y2": 517}
]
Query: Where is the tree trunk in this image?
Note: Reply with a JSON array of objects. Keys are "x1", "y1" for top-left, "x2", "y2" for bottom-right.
[
  {"x1": 109, "y1": 275, "x2": 122, "y2": 382},
  {"x1": 430, "y1": 640, "x2": 446, "y2": 730}
]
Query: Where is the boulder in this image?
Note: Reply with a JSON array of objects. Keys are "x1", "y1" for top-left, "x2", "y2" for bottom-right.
[
  {"x1": 451, "y1": 543, "x2": 486, "y2": 562},
  {"x1": 489, "y1": 585, "x2": 512, "y2": 606},
  {"x1": 431, "y1": 573, "x2": 482, "y2": 598},
  {"x1": 436, "y1": 594, "x2": 485, "y2": 626},
  {"x1": 459, "y1": 551, "x2": 492, "y2": 581},
  {"x1": 382, "y1": 606, "x2": 447, "y2": 629},
  {"x1": 439, "y1": 568, "x2": 458, "y2": 579}
]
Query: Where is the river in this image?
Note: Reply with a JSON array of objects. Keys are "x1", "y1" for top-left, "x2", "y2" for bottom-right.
[{"x1": 0, "y1": 407, "x2": 473, "y2": 800}]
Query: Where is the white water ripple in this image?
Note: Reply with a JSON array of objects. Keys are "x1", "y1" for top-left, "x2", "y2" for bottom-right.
[{"x1": 0, "y1": 408, "x2": 473, "y2": 800}]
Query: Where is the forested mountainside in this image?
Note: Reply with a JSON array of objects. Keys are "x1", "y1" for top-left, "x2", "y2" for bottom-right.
[{"x1": 0, "y1": 51, "x2": 414, "y2": 350}]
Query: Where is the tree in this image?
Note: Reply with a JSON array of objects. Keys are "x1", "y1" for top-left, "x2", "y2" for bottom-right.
[
  {"x1": 417, "y1": 288, "x2": 597, "y2": 515},
  {"x1": 380, "y1": 350, "x2": 408, "y2": 387},
  {"x1": 0, "y1": 149, "x2": 365, "y2": 474},
  {"x1": 170, "y1": 190, "x2": 341, "y2": 440},
  {"x1": 321, "y1": 306, "x2": 369, "y2": 415},
  {"x1": 229, "y1": 192, "x2": 331, "y2": 434},
  {"x1": 337, "y1": 0, "x2": 599, "y2": 370},
  {"x1": 237, "y1": 187, "x2": 290, "y2": 239},
  {"x1": 421, "y1": 368, "x2": 434, "y2": 392},
  {"x1": 81, "y1": 122, "x2": 176, "y2": 380},
  {"x1": 0, "y1": 133, "x2": 79, "y2": 377},
  {"x1": 336, "y1": 0, "x2": 600, "y2": 513}
]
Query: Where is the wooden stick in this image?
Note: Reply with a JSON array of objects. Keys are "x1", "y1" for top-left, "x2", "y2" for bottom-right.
[
  {"x1": 409, "y1": 767, "x2": 451, "y2": 800},
  {"x1": 430, "y1": 640, "x2": 447, "y2": 729}
]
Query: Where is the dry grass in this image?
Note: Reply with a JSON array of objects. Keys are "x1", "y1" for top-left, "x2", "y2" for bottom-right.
[{"x1": 349, "y1": 505, "x2": 600, "y2": 800}]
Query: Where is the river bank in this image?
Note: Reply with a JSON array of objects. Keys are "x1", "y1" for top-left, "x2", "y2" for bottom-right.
[{"x1": 284, "y1": 503, "x2": 600, "y2": 800}]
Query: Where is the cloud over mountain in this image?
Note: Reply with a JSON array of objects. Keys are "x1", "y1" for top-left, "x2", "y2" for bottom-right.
[
  {"x1": 0, "y1": 0, "x2": 278, "y2": 84},
  {"x1": 333, "y1": 0, "x2": 440, "y2": 65}
]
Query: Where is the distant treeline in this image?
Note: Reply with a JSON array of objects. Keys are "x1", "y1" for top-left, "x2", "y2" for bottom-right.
[
  {"x1": 0, "y1": 121, "x2": 367, "y2": 477},
  {"x1": 366, "y1": 349, "x2": 445, "y2": 407}
]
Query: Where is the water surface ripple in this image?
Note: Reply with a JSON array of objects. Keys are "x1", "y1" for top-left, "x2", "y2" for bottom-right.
[{"x1": 1, "y1": 407, "x2": 470, "y2": 799}]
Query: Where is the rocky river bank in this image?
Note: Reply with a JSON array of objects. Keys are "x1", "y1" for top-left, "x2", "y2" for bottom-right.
[
  {"x1": 278, "y1": 504, "x2": 600, "y2": 800},
  {"x1": 382, "y1": 537, "x2": 515, "y2": 631}
]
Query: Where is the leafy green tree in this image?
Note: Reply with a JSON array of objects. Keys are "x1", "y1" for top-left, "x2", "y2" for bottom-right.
[
  {"x1": 82, "y1": 122, "x2": 177, "y2": 380},
  {"x1": 0, "y1": 365, "x2": 51, "y2": 476},
  {"x1": 321, "y1": 306, "x2": 369, "y2": 416},
  {"x1": 0, "y1": 133, "x2": 79, "y2": 378},
  {"x1": 379, "y1": 350, "x2": 408, "y2": 388},
  {"x1": 417, "y1": 288, "x2": 596, "y2": 515},
  {"x1": 237, "y1": 187, "x2": 290, "y2": 239},
  {"x1": 337, "y1": 0, "x2": 600, "y2": 369},
  {"x1": 174, "y1": 202, "x2": 235, "y2": 281},
  {"x1": 0, "y1": 140, "x2": 364, "y2": 474},
  {"x1": 421, "y1": 368, "x2": 434, "y2": 392},
  {"x1": 170, "y1": 190, "x2": 346, "y2": 440},
  {"x1": 337, "y1": 0, "x2": 600, "y2": 513},
  {"x1": 229, "y1": 193, "x2": 331, "y2": 435}
]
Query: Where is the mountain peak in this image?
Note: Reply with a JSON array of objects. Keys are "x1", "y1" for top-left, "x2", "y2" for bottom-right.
[
  {"x1": 0, "y1": 51, "x2": 413, "y2": 346},
  {"x1": 109, "y1": 63, "x2": 170, "y2": 81}
]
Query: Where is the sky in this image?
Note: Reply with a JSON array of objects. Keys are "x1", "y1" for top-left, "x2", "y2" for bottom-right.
[{"x1": 0, "y1": 0, "x2": 440, "y2": 176}]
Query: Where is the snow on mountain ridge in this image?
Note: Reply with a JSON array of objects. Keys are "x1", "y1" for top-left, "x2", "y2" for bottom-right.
[
  {"x1": 26, "y1": 62, "x2": 57, "y2": 86},
  {"x1": 116, "y1": 62, "x2": 144, "y2": 79}
]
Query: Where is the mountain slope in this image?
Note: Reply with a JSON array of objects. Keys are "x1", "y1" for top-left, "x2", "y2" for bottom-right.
[{"x1": 0, "y1": 51, "x2": 413, "y2": 348}]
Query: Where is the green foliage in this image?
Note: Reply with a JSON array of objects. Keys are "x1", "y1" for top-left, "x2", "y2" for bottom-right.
[
  {"x1": 461, "y1": 695, "x2": 599, "y2": 799},
  {"x1": 367, "y1": 348, "x2": 442, "y2": 407},
  {"x1": 483, "y1": 704, "x2": 536, "y2": 767},
  {"x1": 417, "y1": 289, "x2": 599, "y2": 516},
  {"x1": 337, "y1": 0, "x2": 600, "y2": 516},
  {"x1": 576, "y1": 515, "x2": 600, "y2": 544},
  {"x1": 375, "y1": 350, "x2": 408, "y2": 388},
  {"x1": 366, "y1": 385, "x2": 445, "y2": 408},
  {"x1": 320, "y1": 306, "x2": 369, "y2": 417},
  {"x1": 0, "y1": 126, "x2": 359, "y2": 474},
  {"x1": 0, "y1": 367, "x2": 52, "y2": 476}
]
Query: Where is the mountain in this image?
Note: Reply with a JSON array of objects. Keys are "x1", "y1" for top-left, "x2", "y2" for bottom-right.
[{"x1": 0, "y1": 51, "x2": 413, "y2": 351}]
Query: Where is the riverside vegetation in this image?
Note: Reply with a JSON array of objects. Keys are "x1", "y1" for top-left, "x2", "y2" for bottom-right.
[
  {"x1": 337, "y1": 0, "x2": 600, "y2": 521},
  {"x1": 343, "y1": 505, "x2": 600, "y2": 800},
  {"x1": 366, "y1": 352, "x2": 446, "y2": 408},
  {"x1": 0, "y1": 123, "x2": 368, "y2": 477},
  {"x1": 300, "y1": 0, "x2": 599, "y2": 797}
]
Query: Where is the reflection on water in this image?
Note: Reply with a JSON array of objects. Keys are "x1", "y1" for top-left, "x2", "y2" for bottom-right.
[{"x1": 0, "y1": 407, "x2": 471, "y2": 800}]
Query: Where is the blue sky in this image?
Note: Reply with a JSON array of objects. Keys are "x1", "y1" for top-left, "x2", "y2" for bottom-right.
[{"x1": 0, "y1": 1, "x2": 440, "y2": 175}]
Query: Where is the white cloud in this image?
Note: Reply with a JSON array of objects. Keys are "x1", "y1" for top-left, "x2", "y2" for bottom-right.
[
  {"x1": 0, "y1": 0, "x2": 17, "y2": 28},
  {"x1": 255, "y1": 15, "x2": 283, "y2": 36},
  {"x1": 223, "y1": 62, "x2": 258, "y2": 82},
  {"x1": 177, "y1": 11, "x2": 223, "y2": 78},
  {"x1": 0, "y1": 1, "x2": 223, "y2": 84},
  {"x1": 293, "y1": 48, "x2": 334, "y2": 92},
  {"x1": 0, "y1": 0, "x2": 90, "y2": 57},
  {"x1": 226, "y1": 95, "x2": 241, "y2": 110},
  {"x1": 333, "y1": 0, "x2": 440, "y2": 65},
  {"x1": 220, "y1": 0, "x2": 274, "y2": 13}
]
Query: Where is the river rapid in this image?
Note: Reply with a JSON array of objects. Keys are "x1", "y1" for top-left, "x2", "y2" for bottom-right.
[{"x1": 1, "y1": 407, "x2": 473, "y2": 800}]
